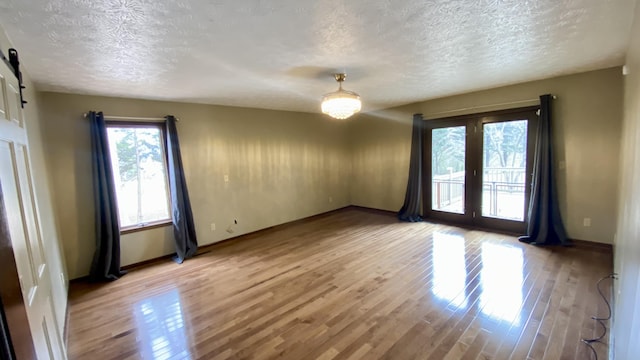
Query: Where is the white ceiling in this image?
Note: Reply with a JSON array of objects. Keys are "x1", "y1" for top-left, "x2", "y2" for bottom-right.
[{"x1": 0, "y1": 0, "x2": 636, "y2": 113}]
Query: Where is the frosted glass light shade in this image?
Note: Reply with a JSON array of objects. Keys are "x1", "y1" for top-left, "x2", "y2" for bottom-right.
[{"x1": 321, "y1": 90, "x2": 361, "y2": 119}]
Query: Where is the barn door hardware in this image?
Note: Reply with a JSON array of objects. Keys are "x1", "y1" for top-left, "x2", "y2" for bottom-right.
[{"x1": 7, "y1": 49, "x2": 27, "y2": 108}]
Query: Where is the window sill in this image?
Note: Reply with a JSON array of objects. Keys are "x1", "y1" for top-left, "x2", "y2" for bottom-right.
[{"x1": 120, "y1": 220, "x2": 173, "y2": 235}]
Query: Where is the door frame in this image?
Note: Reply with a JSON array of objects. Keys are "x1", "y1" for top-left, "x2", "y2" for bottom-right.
[{"x1": 422, "y1": 106, "x2": 539, "y2": 233}]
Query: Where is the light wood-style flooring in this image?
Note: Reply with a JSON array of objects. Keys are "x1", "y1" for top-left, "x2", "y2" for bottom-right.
[{"x1": 67, "y1": 208, "x2": 613, "y2": 359}]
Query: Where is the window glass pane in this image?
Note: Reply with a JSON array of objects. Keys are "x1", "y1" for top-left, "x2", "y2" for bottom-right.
[
  {"x1": 432, "y1": 126, "x2": 466, "y2": 214},
  {"x1": 481, "y1": 120, "x2": 528, "y2": 221},
  {"x1": 107, "y1": 126, "x2": 171, "y2": 228}
]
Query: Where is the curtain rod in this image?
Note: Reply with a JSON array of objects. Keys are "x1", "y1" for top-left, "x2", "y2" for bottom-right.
[
  {"x1": 82, "y1": 113, "x2": 179, "y2": 122},
  {"x1": 422, "y1": 95, "x2": 556, "y2": 118}
]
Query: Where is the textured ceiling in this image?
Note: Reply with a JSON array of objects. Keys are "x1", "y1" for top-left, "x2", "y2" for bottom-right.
[{"x1": 0, "y1": 0, "x2": 636, "y2": 113}]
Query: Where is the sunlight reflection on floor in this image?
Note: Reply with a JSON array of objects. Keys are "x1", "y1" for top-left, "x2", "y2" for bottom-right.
[
  {"x1": 431, "y1": 231, "x2": 525, "y2": 327},
  {"x1": 134, "y1": 289, "x2": 193, "y2": 360},
  {"x1": 480, "y1": 242, "x2": 524, "y2": 326},
  {"x1": 432, "y1": 232, "x2": 468, "y2": 308}
]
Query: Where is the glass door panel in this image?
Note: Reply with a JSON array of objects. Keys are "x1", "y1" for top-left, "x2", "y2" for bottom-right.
[
  {"x1": 481, "y1": 120, "x2": 528, "y2": 221},
  {"x1": 431, "y1": 126, "x2": 466, "y2": 214}
]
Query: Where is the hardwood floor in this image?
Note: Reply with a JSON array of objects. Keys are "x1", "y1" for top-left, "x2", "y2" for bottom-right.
[{"x1": 66, "y1": 208, "x2": 613, "y2": 359}]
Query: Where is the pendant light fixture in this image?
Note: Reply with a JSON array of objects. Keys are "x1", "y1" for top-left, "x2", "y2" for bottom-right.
[{"x1": 321, "y1": 73, "x2": 361, "y2": 119}]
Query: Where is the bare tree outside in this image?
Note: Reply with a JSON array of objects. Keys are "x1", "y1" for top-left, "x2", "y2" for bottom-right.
[
  {"x1": 430, "y1": 120, "x2": 528, "y2": 220},
  {"x1": 482, "y1": 120, "x2": 528, "y2": 220},
  {"x1": 107, "y1": 126, "x2": 171, "y2": 227},
  {"x1": 432, "y1": 126, "x2": 466, "y2": 213}
]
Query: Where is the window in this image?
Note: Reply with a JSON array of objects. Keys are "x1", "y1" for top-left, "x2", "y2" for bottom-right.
[{"x1": 106, "y1": 123, "x2": 171, "y2": 230}]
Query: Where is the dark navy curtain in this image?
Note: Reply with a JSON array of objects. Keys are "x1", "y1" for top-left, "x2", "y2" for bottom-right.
[
  {"x1": 165, "y1": 116, "x2": 198, "y2": 263},
  {"x1": 88, "y1": 111, "x2": 126, "y2": 281},
  {"x1": 398, "y1": 114, "x2": 424, "y2": 222},
  {"x1": 518, "y1": 95, "x2": 569, "y2": 245}
]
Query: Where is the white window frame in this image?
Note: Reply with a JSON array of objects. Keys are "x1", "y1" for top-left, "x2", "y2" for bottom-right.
[{"x1": 105, "y1": 121, "x2": 173, "y2": 233}]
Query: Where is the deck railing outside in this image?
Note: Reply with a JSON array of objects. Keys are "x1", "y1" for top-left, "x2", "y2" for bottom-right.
[{"x1": 432, "y1": 168, "x2": 527, "y2": 220}]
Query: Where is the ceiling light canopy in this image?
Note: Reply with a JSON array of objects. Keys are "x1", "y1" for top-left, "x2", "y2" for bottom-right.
[{"x1": 321, "y1": 73, "x2": 361, "y2": 119}]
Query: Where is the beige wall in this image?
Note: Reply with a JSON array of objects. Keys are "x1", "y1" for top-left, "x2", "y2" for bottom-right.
[
  {"x1": 0, "y1": 27, "x2": 68, "y2": 336},
  {"x1": 33, "y1": 66, "x2": 624, "y2": 278},
  {"x1": 39, "y1": 93, "x2": 352, "y2": 279},
  {"x1": 613, "y1": 0, "x2": 640, "y2": 357},
  {"x1": 350, "y1": 67, "x2": 623, "y2": 244}
]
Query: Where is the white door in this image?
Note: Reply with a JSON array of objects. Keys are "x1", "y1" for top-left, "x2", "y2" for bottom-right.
[{"x1": 0, "y1": 62, "x2": 66, "y2": 358}]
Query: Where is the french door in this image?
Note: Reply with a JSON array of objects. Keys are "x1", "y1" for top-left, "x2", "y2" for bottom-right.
[{"x1": 423, "y1": 107, "x2": 538, "y2": 233}]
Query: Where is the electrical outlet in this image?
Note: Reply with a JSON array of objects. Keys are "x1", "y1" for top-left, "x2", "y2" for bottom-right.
[
  {"x1": 224, "y1": 174, "x2": 229, "y2": 182},
  {"x1": 210, "y1": 223, "x2": 216, "y2": 231},
  {"x1": 583, "y1": 217, "x2": 592, "y2": 227},
  {"x1": 329, "y1": 196, "x2": 333, "y2": 203}
]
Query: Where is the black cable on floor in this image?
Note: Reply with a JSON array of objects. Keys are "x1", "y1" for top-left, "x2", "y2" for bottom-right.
[
  {"x1": 583, "y1": 340, "x2": 598, "y2": 360},
  {"x1": 581, "y1": 273, "x2": 616, "y2": 360}
]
